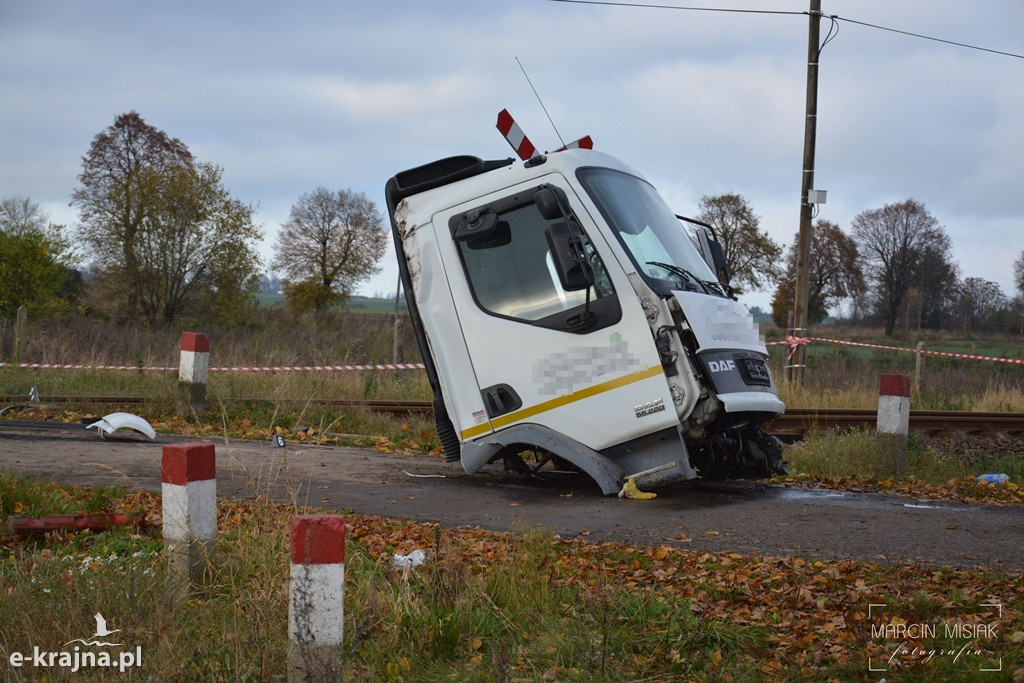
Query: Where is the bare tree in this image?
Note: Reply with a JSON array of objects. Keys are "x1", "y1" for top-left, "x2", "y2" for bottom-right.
[
  {"x1": 1011, "y1": 295, "x2": 1024, "y2": 335},
  {"x1": 1014, "y1": 251, "x2": 1024, "y2": 297},
  {"x1": 1, "y1": 196, "x2": 50, "y2": 237},
  {"x1": 915, "y1": 237, "x2": 960, "y2": 330},
  {"x1": 72, "y1": 112, "x2": 192, "y2": 319},
  {"x1": 272, "y1": 187, "x2": 387, "y2": 314},
  {"x1": 696, "y1": 194, "x2": 782, "y2": 294},
  {"x1": 72, "y1": 112, "x2": 262, "y2": 324},
  {"x1": 851, "y1": 199, "x2": 956, "y2": 336},
  {"x1": 771, "y1": 219, "x2": 864, "y2": 327},
  {"x1": 137, "y1": 162, "x2": 263, "y2": 323},
  {"x1": 955, "y1": 277, "x2": 1008, "y2": 333}
]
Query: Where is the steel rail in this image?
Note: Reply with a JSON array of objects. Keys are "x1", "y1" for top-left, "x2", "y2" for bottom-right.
[
  {"x1": 0, "y1": 395, "x2": 432, "y2": 415},
  {"x1": 765, "y1": 409, "x2": 1024, "y2": 438},
  {"x1": 3, "y1": 396, "x2": 1022, "y2": 437}
]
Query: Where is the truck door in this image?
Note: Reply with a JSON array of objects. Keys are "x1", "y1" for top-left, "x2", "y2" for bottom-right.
[{"x1": 435, "y1": 176, "x2": 680, "y2": 455}]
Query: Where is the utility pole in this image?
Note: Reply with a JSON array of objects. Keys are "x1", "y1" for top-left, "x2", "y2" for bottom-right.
[{"x1": 788, "y1": 0, "x2": 822, "y2": 384}]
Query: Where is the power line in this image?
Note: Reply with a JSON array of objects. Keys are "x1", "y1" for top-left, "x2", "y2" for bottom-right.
[
  {"x1": 834, "y1": 15, "x2": 1023, "y2": 59},
  {"x1": 548, "y1": 0, "x2": 1024, "y2": 59},
  {"x1": 548, "y1": 0, "x2": 802, "y2": 17}
]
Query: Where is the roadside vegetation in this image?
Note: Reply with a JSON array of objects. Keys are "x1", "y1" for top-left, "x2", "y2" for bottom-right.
[
  {"x1": 2, "y1": 471, "x2": 1022, "y2": 681},
  {"x1": 2, "y1": 312, "x2": 1023, "y2": 679}
]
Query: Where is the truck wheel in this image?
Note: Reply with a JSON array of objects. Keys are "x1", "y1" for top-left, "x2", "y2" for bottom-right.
[{"x1": 758, "y1": 434, "x2": 787, "y2": 475}]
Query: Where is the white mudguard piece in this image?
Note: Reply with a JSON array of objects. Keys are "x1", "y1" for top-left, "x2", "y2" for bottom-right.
[{"x1": 86, "y1": 412, "x2": 156, "y2": 441}]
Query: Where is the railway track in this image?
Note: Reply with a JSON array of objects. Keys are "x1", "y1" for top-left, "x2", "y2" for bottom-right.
[
  {"x1": 765, "y1": 409, "x2": 1024, "y2": 439},
  {"x1": 3, "y1": 395, "x2": 1023, "y2": 438},
  {"x1": 0, "y1": 396, "x2": 431, "y2": 416}
]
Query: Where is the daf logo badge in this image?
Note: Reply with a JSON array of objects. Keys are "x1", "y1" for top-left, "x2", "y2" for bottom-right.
[
  {"x1": 634, "y1": 398, "x2": 665, "y2": 418},
  {"x1": 707, "y1": 359, "x2": 737, "y2": 373}
]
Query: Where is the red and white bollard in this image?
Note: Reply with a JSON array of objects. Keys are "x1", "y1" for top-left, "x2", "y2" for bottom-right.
[
  {"x1": 179, "y1": 332, "x2": 209, "y2": 412},
  {"x1": 162, "y1": 443, "x2": 217, "y2": 597},
  {"x1": 877, "y1": 374, "x2": 911, "y2": 474},
  {"x1": 289, "y1": 515, "x2": 345, "y2": 681}
]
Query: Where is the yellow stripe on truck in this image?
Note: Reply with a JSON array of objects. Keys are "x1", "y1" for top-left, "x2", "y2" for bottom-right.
[{"x1": 459, "y1": 365, "x2": 664, "y2": 441}]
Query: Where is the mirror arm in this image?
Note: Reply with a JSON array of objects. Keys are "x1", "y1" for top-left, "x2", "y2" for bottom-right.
[{"x1": 540, "y1": 183, "x2": 595, "y2": 322}]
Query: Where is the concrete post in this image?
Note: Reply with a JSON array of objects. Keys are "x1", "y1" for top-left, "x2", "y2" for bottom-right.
[
  {"x1": 179, "y1": 332, "x2": 209, "y2": 413},
  {"x1": 289, "y1": 514, "x2": 345, "y2": 682},
  {"x1": 914, "y1": 341, "x2": 925, "y2": 395},
  {"x1": 877, "y1": 374, "x2": 911, "y2": 476},
  {"x1": 14, "y1": 305, "x2": 28, "y2": 361},
  {"x1": 162, "y1": 443, "x2": 217, "y2": 599},
  {"x1": 393, "y1": 315, "x2": 404, "y2": 364}
]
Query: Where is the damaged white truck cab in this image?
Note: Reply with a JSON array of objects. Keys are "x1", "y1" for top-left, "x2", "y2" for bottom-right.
[{"x1": 385, "y1": 149, "x2": 785, "y2": 495}]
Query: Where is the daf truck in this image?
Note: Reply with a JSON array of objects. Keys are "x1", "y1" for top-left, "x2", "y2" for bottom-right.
[{"x1": 385, "y1": 148, "x2": 785, "y2": 495}]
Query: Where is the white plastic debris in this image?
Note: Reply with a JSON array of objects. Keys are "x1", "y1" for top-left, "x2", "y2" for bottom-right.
[
  {"x1": 975, "y1": 473, "x2": 1010, "y2": 485},
  {"x1": 86, "y1": 412, "x2": 156, "y2": 441},
  {"x1": 402, "y1": 470, "x2": 446, "y2": 478},
  {"x1": 392, "y1": 549, "x2": 427, "y2": 570}
]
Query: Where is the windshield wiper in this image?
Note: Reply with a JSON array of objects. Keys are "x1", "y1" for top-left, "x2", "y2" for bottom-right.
[{"x1": 646, "y1": 261, "x2": 712, "y2": 294}]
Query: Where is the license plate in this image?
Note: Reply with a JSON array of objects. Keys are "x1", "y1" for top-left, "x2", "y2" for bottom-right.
[{"x1": 740, "y1": 357, "x2": 771, "y2": 385}]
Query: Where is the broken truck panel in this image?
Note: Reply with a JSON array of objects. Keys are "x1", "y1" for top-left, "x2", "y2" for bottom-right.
[{"x1": 86, "y1": 412, "x2": 156, "y2": 440}]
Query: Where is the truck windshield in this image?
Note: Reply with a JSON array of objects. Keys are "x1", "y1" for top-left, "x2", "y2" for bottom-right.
[{"x1": 577, "y1": 167, "x2": 720, "y2": 295}]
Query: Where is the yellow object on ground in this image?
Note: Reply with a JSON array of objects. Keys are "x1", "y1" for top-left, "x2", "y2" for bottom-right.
[{"x1": 618, "y1": 477, "x2": 657, "y2": 500}]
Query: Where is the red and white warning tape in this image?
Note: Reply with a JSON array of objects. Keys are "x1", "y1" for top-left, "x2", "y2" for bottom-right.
[
  {"x1": 0, "y1": 362, "x2": 426, "y2": 372},
  {"x1": 0, "y1": 363, "x2": 177, "y2": 371},
  {"x1": 207, "y1": 364, "x2": 426, "y2": 372},
  {"x1": 768, "y1": 337, "x2": 1024, "y2": 366},
  {"x1": 783, "y1": 334, "x2": 810, "y2": 362},
  {"x1": 3, "y1": 340, "x2": 1018, "y2": 371}
]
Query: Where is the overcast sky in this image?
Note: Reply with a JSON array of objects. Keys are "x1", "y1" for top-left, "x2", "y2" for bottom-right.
[{"x1": 3, "y1": 1, "x2": 1022, "y2": 313}]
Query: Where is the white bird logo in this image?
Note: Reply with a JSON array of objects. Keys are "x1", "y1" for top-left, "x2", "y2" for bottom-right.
[
  {"x1": 64, "y1": 612, "x2": 122, "y2": 648},
  {"x1": 93, "y1": 613, "x2": 121, "y2": 638}
]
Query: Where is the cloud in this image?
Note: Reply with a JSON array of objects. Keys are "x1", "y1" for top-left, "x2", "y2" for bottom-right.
[{"x1": 2, "y1": 0, "x2": 1021, "y2": 306}]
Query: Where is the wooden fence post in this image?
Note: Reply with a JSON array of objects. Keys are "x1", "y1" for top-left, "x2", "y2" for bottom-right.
[{"x1": 914, "y1": 341, "x2": 925, "y2": 395}]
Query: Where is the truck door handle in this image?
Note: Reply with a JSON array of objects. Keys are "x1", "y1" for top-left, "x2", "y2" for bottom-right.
[{"x1": 481, "y1": 384, "x2": 523, "y2": 418}]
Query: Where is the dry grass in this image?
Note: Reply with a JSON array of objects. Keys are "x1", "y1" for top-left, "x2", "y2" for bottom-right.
[
  {"x1": 3, "y1": 311, "x2": 1022, "y2": 415},
  {"x1": 1, "y1": 309, "x2": 418, "y2": 368}
]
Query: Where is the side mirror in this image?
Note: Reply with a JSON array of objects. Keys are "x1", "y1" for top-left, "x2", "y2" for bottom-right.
[
  {"x1": 534, "y1": 185, "x2": 569, "y2": 221},
  {"x1": 545, "y1": 222, "x2": 593, "y2": 291},
  {"x1": 687, "y1": 221, "x2": 731, "y2": 286},
  {"x1": 708, "y1": 239, "x2": 730, "y2": 286}
]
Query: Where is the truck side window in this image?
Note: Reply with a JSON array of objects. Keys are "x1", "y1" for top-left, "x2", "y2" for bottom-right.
[{"x1": 453, "y1": 199, "x2": 617, "y2": 328}]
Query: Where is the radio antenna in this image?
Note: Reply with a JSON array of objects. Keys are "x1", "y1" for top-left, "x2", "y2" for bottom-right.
[{"x1": 516, "y1": 57, "x2": 566, "y2": 149}]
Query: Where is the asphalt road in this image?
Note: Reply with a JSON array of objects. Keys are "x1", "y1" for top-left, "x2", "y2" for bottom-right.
[{"x1": 2, "y1": 420, "x2": 1022, "y2": 573}]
